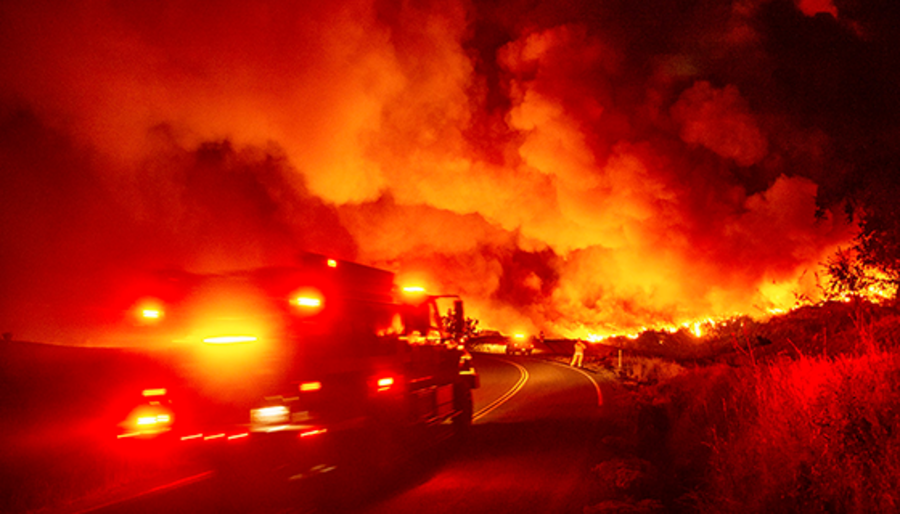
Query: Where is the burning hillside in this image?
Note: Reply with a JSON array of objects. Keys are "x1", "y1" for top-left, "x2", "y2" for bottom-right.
[{"x1": 1, "y1": 0, "x2": 898, "y2": 344}]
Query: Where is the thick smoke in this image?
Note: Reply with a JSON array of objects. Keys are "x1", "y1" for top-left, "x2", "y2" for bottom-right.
[{"x1": 2, "y1": 0, "x2": 895, "y2": 342}]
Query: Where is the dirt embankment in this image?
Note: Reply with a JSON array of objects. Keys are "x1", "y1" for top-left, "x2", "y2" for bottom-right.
[{"x1": 0, "y1": 340, "x2": 184, "y2": 513}]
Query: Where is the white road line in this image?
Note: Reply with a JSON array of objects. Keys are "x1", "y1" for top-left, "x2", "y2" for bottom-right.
[
  {"x1": 473, "y1": 357, "x2": 529, "y2": 422},
  {"x1": 544, "y1": 360, "x2": 604, "y2": 407}
]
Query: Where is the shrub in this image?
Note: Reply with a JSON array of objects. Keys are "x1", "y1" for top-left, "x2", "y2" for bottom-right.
[
  {"x1": 623, "y1": 357, "x2": 685, "y2": 385},
  {"x1": 694, "y1": 352, "x2": 900, "y2": 513}
]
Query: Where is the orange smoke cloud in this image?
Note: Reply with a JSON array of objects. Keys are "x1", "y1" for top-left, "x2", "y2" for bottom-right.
[{"x1": 0, "y1": 0, "x2": 889, "y2": 342}]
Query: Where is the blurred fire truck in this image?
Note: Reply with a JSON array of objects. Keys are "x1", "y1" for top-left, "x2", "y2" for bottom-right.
[{"x1": 114, "y1": 254, "x2": 478, "y2": 484}]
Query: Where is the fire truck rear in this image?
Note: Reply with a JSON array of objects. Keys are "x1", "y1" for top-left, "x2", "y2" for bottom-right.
[{"x1": 115, "y1": 254, "x2": 478, "y2": 483}]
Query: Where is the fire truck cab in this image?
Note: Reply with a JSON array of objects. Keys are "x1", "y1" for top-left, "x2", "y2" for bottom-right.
[{"x1": 116, "y1": 254, "x2": 478, "y2": 483}]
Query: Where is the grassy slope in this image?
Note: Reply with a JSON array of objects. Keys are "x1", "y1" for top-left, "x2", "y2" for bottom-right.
[{"x1": 598, "y1": 301, "x2": 900, "y2": 513}]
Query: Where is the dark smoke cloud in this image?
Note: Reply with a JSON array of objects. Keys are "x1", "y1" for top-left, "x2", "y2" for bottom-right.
[{"x1": 1, "y1": 0, "x2": 896, "y2": 341}]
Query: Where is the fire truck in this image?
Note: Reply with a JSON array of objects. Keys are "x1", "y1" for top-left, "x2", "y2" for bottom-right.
[{"x1": 115, "y1": 254, "x2": 478, "y2": 485}]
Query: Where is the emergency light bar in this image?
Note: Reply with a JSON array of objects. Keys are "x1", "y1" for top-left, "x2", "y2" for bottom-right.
[{"x1": 202, "y1": 335, "x2": 258, "y2": 344}]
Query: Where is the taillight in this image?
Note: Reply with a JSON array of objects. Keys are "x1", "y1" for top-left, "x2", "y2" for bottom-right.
[
  {"x1": 373, "y1": 375, "x2": 396, "y2": 393},
  {"x1": 251, "y1": 405, "x2": 290, "y2": 425},
  {"x1": 134, "y1": 299, "x2": 165, "y2": 325},
  {"x1": 137, "y1": 413, "x2": 170, "y2": 425},
  {"x1": 118, "y1": 404, "x2": 174, "y2": 439}
]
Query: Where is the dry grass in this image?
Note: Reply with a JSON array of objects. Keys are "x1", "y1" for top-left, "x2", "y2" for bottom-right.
[
  {"x1": 633, "y1": 354, "x2": 900, "y2": 512},
  {"x1": 696, "y1": 352, "x2": 900, "y2": 513},
  {"x1": 611, "y1": 303, "x2": 900, "y2": 512}
]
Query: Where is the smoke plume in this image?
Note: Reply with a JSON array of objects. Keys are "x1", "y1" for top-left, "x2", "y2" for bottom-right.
[{"x1": 2, "y1": 0, "x2": 896, "y2": 342}]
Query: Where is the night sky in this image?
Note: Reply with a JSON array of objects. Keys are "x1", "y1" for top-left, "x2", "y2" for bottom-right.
[{"x1": 1, "y1": 0, "x2": 897, "y2": 342}]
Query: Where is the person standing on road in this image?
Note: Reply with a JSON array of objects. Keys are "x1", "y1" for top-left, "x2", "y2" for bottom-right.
[{"x1": 570, "y1": 340, "x2": 586, "y2": 368}]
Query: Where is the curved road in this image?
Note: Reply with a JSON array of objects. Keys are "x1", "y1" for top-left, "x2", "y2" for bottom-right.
[
  {"x1": 81, "y1": 354, "x2": 614, "y2": 514},
  {"x1": 357, "y1": 354, "x2": 610, "y2": 514}
]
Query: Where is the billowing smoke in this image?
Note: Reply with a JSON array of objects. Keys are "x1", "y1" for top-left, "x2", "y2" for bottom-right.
[{"x1": 2, "y1": 0, "x2": 895, "y2": 342}]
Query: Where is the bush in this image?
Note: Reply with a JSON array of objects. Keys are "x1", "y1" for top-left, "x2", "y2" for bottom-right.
[{"x1": 623, "y1": 357, "x2": 685, "y2": 385}]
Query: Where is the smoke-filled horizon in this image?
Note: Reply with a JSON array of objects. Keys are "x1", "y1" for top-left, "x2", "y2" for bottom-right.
[{"x1": 2, "y1": 0, "x2": 896, "y2": 343}]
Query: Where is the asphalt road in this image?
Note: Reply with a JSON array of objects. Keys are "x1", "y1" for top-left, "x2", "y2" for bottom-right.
[
  {"x1": 356, "y1": 353, "x2": 610, "y2": 514},
  {"x1": 81, "y1": 353, "x2": 613, "y2": 514}
]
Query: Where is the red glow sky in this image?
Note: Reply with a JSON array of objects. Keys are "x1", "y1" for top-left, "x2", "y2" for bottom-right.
[{"x1": 1, "y1": 0, "x2": 897, "y2": 342}]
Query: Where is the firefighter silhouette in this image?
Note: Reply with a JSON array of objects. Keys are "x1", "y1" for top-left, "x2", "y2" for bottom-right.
[{"x1": 570, "y1": 340, "x2": 586, "y2": 368}]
